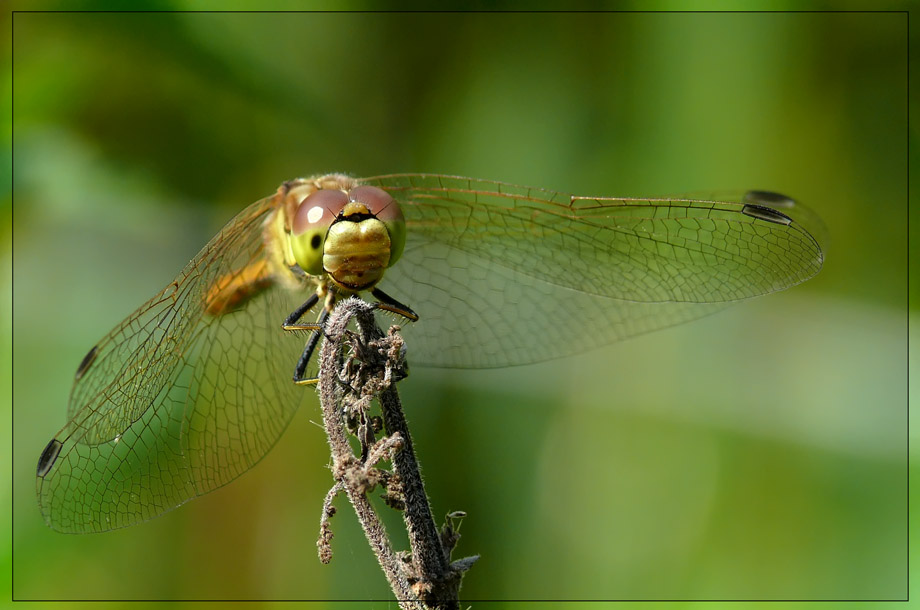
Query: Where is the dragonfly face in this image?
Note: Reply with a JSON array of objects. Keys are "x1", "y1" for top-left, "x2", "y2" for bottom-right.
[
  {"x1": 281, "y1": 177, "x2": 407, "y2": 293},
  {"x1": 36, "y1": 173, "x2": 825, "y2": 533},
  {"x1": 203, "y1": 175, "x2": 410, "y2": 318}
]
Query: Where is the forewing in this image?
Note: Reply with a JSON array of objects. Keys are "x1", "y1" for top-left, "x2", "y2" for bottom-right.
[
  {"x1": 365, "y1": 174, "x2": 824, "y2": 368},
  {"x1": 37, "y1": 196, "x2": 314, "y2": 533}
]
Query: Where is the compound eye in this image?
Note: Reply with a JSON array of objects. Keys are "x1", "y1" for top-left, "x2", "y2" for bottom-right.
[
  {"x1": 348, "y1": 186, "x2": 395, "y2": 216},
  {"x1": 291, "y1": 189, "x2": 348, "y2": 275},
  {"x1": 348, "y1": 185, "x2": 406, "y2": 268},
  {"x1": 293, "y1": 189, "x2": 348, "y2": 235}
]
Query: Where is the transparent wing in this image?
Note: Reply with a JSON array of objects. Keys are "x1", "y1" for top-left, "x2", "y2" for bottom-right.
[
  {"x1": 36, "y1": 173, "x2": 826, "y2": 531},
  {"x1": 365, "y1": 174, "x2": 824, "y2": 368},
  {"x1": 37, "y1": 196, "x2": 314, "y2": 533}
]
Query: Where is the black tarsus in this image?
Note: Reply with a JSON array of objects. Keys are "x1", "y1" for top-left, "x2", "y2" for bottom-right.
[
  {"x1": 292, "y1": 307, "x2": 329, "y2": 383},
  {"x1": 371, "y1": 287, "x2": 419, "y2": 321},
  {"x1": 283, "y1": 292, "x2": 324, "y2": 384},
  {"x1": 283, "y1": 292, "x2": 320, "y2": 327}
]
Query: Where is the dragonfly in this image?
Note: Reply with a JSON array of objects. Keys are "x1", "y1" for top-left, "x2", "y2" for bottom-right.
[{"x1": 36, "y1": 173, "x2": 825, "y2": 533}]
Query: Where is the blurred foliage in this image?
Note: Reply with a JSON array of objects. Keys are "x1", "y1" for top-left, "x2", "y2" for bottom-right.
[{"x1": 6, "y1": 8, "x2": 909, "y2": 606}]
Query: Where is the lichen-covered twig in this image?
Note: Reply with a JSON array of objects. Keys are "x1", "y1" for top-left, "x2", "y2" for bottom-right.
[{"x1": 315, "y1": 297, "x2": 477, "y2": 610}]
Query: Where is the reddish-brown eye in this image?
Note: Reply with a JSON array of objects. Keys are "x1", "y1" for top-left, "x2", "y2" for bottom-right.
[
  {"x1": 348, "y1": 186, "x2": 396, "y2": 217},
  {"x1": 291, "y1": 189, "x2": 348, "y2": 275},
  {"x1": 292, "y1": 189, "x2": 347, "y2": 236},
  {"x1": 349, "y1": 185, "x2": 406, "y2": 268}
]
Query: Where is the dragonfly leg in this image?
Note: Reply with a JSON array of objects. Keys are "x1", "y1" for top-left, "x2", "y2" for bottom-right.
[
  {"x1": 371, "y1": 287, "x2": 419, "y2": 321},
  {"x1": 289, "y1": 307, "x2": 330, "y2": 385},
  {"x1": 282, "y1": 293, "x2": 326, "y2": 385},
  {"x1": 282, "y1": 292, "x2": 320, "y2": 330}
]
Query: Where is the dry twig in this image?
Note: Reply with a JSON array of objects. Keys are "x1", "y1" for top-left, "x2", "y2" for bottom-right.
[{"x1": 315, "y1": 297, "x2": 478, "y2": 609}]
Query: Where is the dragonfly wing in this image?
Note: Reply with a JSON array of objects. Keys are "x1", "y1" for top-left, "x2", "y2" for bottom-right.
[
  {"x1": 366, "y1": 174, "x2": 824, "y2": 368},
  {"x1": 38, "y1": 196, "x2": 314, "y2": 533},
  {"x1": 378, "y1": 238, "x2": 730, "y2": 368}
]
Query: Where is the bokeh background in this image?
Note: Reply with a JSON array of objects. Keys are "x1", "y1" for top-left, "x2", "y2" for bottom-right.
[{"x1": 5, "y1": 7, "x2": 910, "y2": 608}]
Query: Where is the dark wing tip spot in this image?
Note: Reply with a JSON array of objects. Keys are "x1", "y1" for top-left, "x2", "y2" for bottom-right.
[
  {"x1": 37, "y1": 438, "x2": 63, "y2": 477},
  {"x1": 742, "y1": 204, "x2": 793, "y2": 226},
  {"x1": 75, "y1": 345, "x2": 98, "y2": 380},
  {"x1": 743, "y1": 190, "x2": 796, "y2": 209}
]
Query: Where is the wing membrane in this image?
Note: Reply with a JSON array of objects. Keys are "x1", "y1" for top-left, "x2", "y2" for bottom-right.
[
  {"x1": 366, "y1": 174, "x2": 823, "y2": 368},
  {"x1": 37, "y1": 173, "x2": 826, "y2": 530},
  {"x1": 38, "y1": 197, "x2": 314, "y2": 533}
]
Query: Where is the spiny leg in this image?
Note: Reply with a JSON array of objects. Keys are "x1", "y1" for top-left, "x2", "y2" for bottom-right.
[
  {"x1": 282, "y1": 292, "x2": 320, "y2": 329},
  {"x1": 282, "y1": 293, "x2": 326, "y2": 385},
  {"x1": 290, "y1": 307, "x2": 329, "y2": 385},
  {"x1": 371, "y1": 287, "x2": 419, "y2": 321}
]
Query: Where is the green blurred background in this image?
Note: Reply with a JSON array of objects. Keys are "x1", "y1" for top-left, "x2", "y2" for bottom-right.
[{"x1": 5, "y1": 7, "x2": 910, "y2": 607}]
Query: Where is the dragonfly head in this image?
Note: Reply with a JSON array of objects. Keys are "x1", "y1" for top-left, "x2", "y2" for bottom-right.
[{"x1": 290, "y1": 184, "x2": 406, "y2": 292}]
